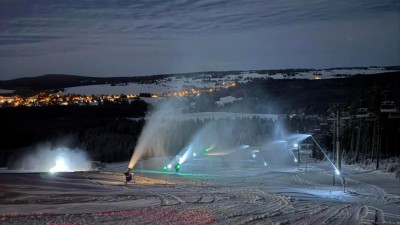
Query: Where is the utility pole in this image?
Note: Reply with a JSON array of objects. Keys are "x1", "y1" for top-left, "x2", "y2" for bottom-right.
[
  {"x1": 371, "y1": 121, "x2": 376, "y2": 163},
  {"x1": 329, "y1": 103, "x2": 346, "y2": 181},
  {"x1": 332, "y1": 120, "x2": 336, "y2": 186},
  {"x1": 333, "y1": 121, "x2": 336, "y2": 164},
  {"x1": 336, "y1": 109, "x2": 341, "y2": 171},
  {"x1": 356, "y1": 122, "x2": 361, "y2": 162},
  {"x1": 305, "y1": 148, "x2": 308, "y2": 174},
  {"x1": 297, "y1": 144, "x2": 300, "y2": 170},
  {"x1": 376, "y1": 126, "x2": 382, "y2": 170}
]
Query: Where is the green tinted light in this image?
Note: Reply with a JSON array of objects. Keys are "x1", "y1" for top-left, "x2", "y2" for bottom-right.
[{"x1": 174, "y1": 163, "x2": 181, "y2": 172}]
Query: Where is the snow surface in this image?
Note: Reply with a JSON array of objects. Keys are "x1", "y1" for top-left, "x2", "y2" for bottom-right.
[
  {"x1": 215, "y1": 96, "x2": 242, "y2": 106},
  {"x1": 1, "y1": 153, "x2": 399, "y2": 224}
]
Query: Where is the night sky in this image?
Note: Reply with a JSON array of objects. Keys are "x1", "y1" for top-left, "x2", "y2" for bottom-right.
[{"x1": 0, "y1": 0, "x2": 399, "y2": 79}]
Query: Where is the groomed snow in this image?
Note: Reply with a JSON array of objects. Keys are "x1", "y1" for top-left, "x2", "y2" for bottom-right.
[{"x1": 1, "y1": 154, "x2": 399, "y2": 224}]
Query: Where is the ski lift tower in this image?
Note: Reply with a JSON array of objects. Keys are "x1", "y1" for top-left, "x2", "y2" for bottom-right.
[{"x1": 328, "y1": 103, "x2": 347, "y2": 173}]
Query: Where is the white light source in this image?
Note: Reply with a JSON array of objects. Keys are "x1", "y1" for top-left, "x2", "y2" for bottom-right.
[
  {"x1": 264, "y1": 161, "x2": 267, "y2": 166},
  {"x1": 335, "y1": 169, "x2": 340, "y2": 175},
  {"x1": 252, "y1": 153, "x2": 256, "y2": 158},
  {"x1": 167, "y1": 164, "x2": 172, "y2": 169},
  {"x1": 293, "y1": 143, "x2": 298, "y2": 148},
  {"x1": 294, "y1": 158, "x2": 298, "y2": 163},
  {"x1": 49, "y1": 157, "x2": 68, "y2": 173},
  {"x1": 193, "y1": 152, "x2": 197, "y2": 157}
]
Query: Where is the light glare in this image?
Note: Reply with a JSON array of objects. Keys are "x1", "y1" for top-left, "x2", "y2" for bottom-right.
[{"x1": 49, "y1": 157, "x2": 68, "y2": 173}]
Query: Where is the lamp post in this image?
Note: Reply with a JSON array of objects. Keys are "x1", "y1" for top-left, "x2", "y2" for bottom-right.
[
  {"x1": 305, "y1": 149, "x2": 308, "y2": 174},
  {"x1": 294, "y1": 143, "x2": 300, "y2": 170}
]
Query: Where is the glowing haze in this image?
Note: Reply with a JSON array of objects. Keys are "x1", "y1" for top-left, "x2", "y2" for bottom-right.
[
  {"x1": 128, "y1": 99, "x2": 185, "y2": 169},
  {"x1": 10, "y1": 141, "x2": 92, "y2": 173},
  {"x1": 127, "y1": 97, "x2": 342, "y2": 174}
]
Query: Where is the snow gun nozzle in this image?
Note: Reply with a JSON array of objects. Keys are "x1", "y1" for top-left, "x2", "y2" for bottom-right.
[{"x1": 124, "y1": 167, "x2": 133, "y2": 183}]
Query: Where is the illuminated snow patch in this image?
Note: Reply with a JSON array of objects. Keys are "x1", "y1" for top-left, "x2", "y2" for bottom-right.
[{"x1": 300, "y1": 188, "x2": 350, "y2": 199}]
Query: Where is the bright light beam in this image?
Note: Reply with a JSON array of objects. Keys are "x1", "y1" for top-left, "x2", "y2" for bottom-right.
[{"x1": 311, "y1": 136, "x2": 341, "y2": 176}]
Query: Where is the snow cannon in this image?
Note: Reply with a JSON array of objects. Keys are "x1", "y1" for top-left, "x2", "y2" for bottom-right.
[
  {"x1": 174, "y1": 163, "x2": 181, "y2": 172},
  {"x1": 124, "y1": 168, "x2": 133, "y2": 184}
]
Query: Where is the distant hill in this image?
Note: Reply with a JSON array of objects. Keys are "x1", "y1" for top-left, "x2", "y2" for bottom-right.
[
  {"x1": 0, "y1": 74, "x2": 168, "y2": 91},
  {"x1": 0, "y1": 66, "x2": 397, "y2": 91}
]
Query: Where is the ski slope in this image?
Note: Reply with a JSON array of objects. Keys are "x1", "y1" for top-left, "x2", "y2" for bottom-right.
[{"x1": 1, "y1": 157, "x2": 399, "y2": 224}]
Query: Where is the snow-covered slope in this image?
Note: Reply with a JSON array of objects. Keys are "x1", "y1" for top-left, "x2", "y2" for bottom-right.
[
  {"x1": 1, "y1": 156, "x2": 399, "y2": 224},
  {"x1": 64, "y1": 67, "x2": 397, "y2": 95}
]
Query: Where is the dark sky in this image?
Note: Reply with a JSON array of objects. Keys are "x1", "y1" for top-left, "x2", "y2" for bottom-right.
[{"x1": 0, "y1": 0, "x2": 399, "y2": 79}]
